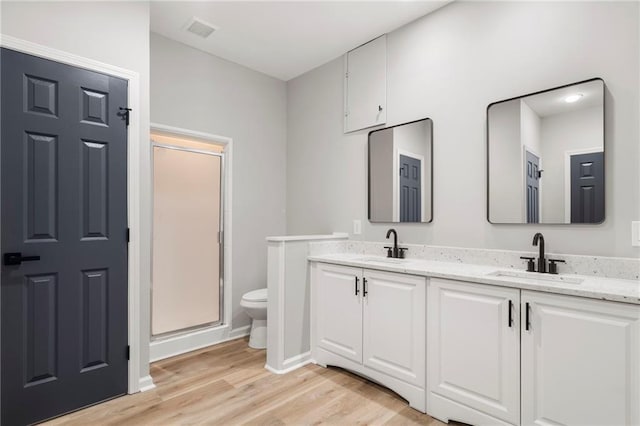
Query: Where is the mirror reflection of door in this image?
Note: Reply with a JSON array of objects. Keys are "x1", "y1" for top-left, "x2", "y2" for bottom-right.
[
  {"x1": 525, "y1": 150, "x2": 540, "y2": 223},
  {"x1": 570, "y1": 151, "x2": 604, "y2": 223},
  {"x1": 487, "y1": 78, "x2": 604, "y2": 224},
  {"x1": 368, "y1": 118, "x2": 433, "y2": 223},
  {"x1": 399, "y1": 154, "x2": 421, "y2": 222}
]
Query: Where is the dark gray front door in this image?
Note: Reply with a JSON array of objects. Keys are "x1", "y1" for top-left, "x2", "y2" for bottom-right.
[
  {"x1": 399, "y1": 154, "x2": 421, "y2": 222},
  {"x1": 1, "y1": 48, "x2": 129, "y2": 425},
  {"x1": 571, "y1": 151, "x2": 604, "y2": 223},
  {"x1": 525, "y1": 151, "x2": 540, "y2": 224}
]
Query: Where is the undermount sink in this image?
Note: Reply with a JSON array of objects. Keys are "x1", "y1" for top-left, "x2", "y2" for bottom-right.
[
  {"x1": 487, "y1": 269, "x2": 584, "y2": 285},
  {"x1": 353, "y1": 256, "x2": 408, "y2": 265}
]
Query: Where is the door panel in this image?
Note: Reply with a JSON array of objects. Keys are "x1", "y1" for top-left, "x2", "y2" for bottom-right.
[
  {"x1": 570, "y1": 151, "x2": 604, "y2": 223},
  {"x1": 525, "y1": 150, "x2": 540, "y2": 223},
  {"x1": 427, "y1": 279, "x2": 520, "y2": 425},
  {"x1": 25, "y1": 274, "x2": 58, "y2": 386},
  {"x1": 81, "y1": 141, "x2": 109, "y2": 239},
  {"x1": 1, "y1": 48, "x2": 129, "y2": 425},
  {"x1": 522, "y1": 291, "x2": 640, "y2": 426},
  {"x1": 363, "y1": 269, "x2": 425, "y2": 387},
  {"x1": 399, "y1": 154, "x2": 421, "y2": 222},
  {"x1": 314, "y1": 263, "x2": 362, "y2": 363}
]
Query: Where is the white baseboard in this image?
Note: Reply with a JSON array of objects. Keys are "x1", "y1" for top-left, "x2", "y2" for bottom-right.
[
  {"x1": 229, "y1": 325, "x2": 251, "y2": 339},
  {"x1": 265, "y1": 351, "x2": 312, "y2": 374},
  {"x1": 150, "y1": 324, "x2": 251, "y2": 362},
  {"x1": 138, "y1": 375, "x2": 156, "y2": 393}
]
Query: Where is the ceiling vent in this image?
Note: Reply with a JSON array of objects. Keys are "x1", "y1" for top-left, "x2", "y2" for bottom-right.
[{"x1": 185, "y1": 17, "x2": 218, "y2": 39}]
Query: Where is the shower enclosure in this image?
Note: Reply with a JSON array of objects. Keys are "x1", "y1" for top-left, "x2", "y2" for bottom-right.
[{"x1": 151, "y1": 140, "x2": 224, "y2": 337}]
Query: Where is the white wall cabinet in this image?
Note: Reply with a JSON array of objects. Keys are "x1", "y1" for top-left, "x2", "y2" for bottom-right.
[
  {"x1": 344, "y1": 35, "x2": 387, "y2": 133},
  {"x1": 427, "y1": 279, "x2": 521, "y2": 425},
  {"x1": 521, "y1": 291, "x2": 640, "y2": 426},
  {"x1": 311, "y1": 262, "x2": 426, "y2": 411}
]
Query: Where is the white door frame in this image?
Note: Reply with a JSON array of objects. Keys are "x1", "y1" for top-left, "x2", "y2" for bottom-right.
[
  {"x1": 0, "y1": 35, "x2": 144, "y2": 393},
  {"x1": 148, "y1": 123, "x2": 235, "y2": 362},
  {"x1": 563, "y1": 146, "x2": 603, "y2": 223}
]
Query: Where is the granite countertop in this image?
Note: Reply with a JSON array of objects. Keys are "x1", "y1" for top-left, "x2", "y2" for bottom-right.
[{"x1": 308, "y1": 253, "x2": 640, "y2": 305}]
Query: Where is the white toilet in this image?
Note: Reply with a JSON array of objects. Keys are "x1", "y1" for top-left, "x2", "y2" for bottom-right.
[{"x1": 240, "y1": 288, "x2": 268, "y2": 349}]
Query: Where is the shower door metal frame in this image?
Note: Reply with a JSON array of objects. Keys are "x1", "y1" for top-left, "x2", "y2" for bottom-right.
[{"x1": 150, "y1": 142, "x2": 225, "y2": 338}]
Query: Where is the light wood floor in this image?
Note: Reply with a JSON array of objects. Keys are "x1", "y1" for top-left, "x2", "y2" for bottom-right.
[{"x1": 46, "y1": 337, "x2": 449, "y2": 425}]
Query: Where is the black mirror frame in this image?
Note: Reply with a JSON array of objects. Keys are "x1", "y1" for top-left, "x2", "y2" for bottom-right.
[
  {"x1": 486, "y1": 77, "x2": 606, "y2": 225},
  {"x1": 368, "y1": 117, "x2": 434, "y2": 224}
]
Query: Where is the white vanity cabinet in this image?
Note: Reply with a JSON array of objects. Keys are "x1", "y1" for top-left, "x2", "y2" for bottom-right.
[
  {"x1": 311, "y1": 262, "x2": 426, "y2": 411},
  {"x1": 314, "y1": 263, "x2": 363, "y2": 363},
  {"x1": 521, "y1": 291, "x2": 640, "y2": 426},
  {"x1": 427, "y1": 278, "x2": 521, "y2": 425},
  {"x1": 428, "y1": 277, "x2": 640, "y2": 426},
  {"x1": 344, "y1": 35, "x2": 387, "y2": 133}
]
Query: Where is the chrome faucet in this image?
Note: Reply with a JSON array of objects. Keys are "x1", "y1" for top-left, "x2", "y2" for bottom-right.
[{"x1": 532, "y1": 232, "x2": 546, "y2": 273}]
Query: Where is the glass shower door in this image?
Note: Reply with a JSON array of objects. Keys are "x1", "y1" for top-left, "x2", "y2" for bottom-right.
[{"x1": 152, "y1": 145, "x2": 223, "y2": 336}]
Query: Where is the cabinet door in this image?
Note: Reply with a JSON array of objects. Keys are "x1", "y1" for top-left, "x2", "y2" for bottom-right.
[
  {"x1": 427, "y1": 279, "x2": 520, "y2": 424},
  {"x1": 344, "y1": 35, "x2": 386, "y2": 133},
  {"x1": 362, "y1": 269, "x2": 425, "y2": 387},
  {"x1": 522, "y1": 291, "x2": 640, "y2": 426},
  {"x1": 313, "y1": 263, "x2": 363, "y2": 363}
]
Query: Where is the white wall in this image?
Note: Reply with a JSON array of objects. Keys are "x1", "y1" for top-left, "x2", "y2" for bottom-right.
[
  {"x1": 540, "y1": 106, "x2": 604, "y2": 222},
  {"x1": 488, "y1": 99, "x2": 523, "y2": 223},
  {"x1": 0, "y1": 0, "x2": 153, "y2": 381},
  {"x1": 150, "y1": 33, "x2": 287, "y2": 331},
  {"x1": 369, "y1": 128, "x2": 395, "y2": 221},
  {"x1": 286, "y1": 1, "x2": 640, "y2": 258}
]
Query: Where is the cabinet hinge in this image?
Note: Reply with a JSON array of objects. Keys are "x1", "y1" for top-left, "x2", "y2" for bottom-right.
[
  {"x1": 126, "y1": 345, "x2": 130, "y2": 361},
  {"x1": 345, "y1": 71, "x2": 349, "y2": 78},
  {"x1": 119, "y1": 107, "x2": 132, "y2": 126}
]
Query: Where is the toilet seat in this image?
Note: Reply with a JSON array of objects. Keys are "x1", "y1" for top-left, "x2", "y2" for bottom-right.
[{"x1": 242, "y1": 288, "x2": 267, "y2": 303}]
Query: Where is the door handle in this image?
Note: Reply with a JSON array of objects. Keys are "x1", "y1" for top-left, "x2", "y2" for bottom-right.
[
  {"x1": 508, "y1": 300, "x2": 513, "y2": 328},
  {"x1": 354, "y1": 276, "x2": 359, "y2": 296},
  {"x1": 3, "y1": 252, "x2": 41, "y2": 266},
  {"x1": 525, "y1": 302, "x2": 531, "y2": 331},
  {"x1": 363, "y1": 277, "x2": 368, "y2": 297}
]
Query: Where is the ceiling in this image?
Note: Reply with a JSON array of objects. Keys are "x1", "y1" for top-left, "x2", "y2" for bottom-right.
[
  {"x1": 523, "y1": 80, "x2": 603, "y2": 118},
  {"x1": 150, "y1": 1, "x2": 451, "y2": 81}
]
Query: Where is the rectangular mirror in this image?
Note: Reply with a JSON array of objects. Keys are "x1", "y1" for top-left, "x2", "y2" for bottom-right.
[
  {"x1": 488, "y1": 78, "x2": 604, "y2": 224},
  {"x1": 369, "y1": 118, "x2": 433, "y2": 223}
]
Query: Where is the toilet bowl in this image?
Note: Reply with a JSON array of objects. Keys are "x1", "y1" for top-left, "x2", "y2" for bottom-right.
[{"x1": 240, "y1": 288, "x2": 267, "y2": 349}]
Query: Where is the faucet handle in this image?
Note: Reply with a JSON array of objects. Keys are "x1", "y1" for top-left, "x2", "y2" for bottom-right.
[
  {"x1": 548, "y1": 259, "x2": 566, "y2": 275},
  {"x1": 397, "y1": 247, "x2": 408, "y2": 259},
  {"x1": 383, "y1": 246, "x2": 393, "y2": 258},
  {"x1": 520, "y1": 256, "x2": 535, "y2": 272}
]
